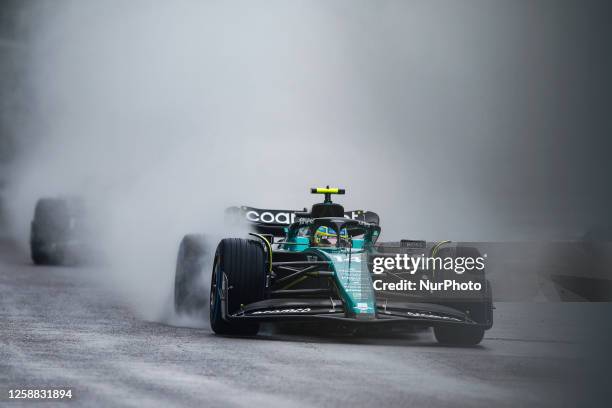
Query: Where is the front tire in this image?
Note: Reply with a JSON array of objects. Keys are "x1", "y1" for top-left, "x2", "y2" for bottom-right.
[
  {"x1": 209, "y1": 238, "x2": 267, "y2": 336},
  {"x1": 434, "y1": 325, "x2": 485, "y2": 346},
  {"x1": 174, "y1": 234, "x2": 208, "y2": 314}
]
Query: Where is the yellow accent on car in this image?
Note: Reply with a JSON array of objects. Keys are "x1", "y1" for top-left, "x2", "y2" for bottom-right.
[
  {"x1": 248, "y1": 233, "x2": 273, "y2": 273},
  {"x1": 315, "y1": 226, "x2": 348, "y2": 239},
  {"x1": 280, "y1": 275, "x2": 308, "y2": 290},
  {"x1": 430, "y1": 240, "x2": 451, "y2": 282},
  {"x1": 314, "y1": 187, "x2": 340, "y2": 194},
  {"x1": 431, "y1": 240, "x2": 452, "y2": 258}
]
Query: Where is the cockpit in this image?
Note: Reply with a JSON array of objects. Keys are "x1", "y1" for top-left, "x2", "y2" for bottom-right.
[{"x1": 286, "y1": 218, "x2": 380, "y2": 251}]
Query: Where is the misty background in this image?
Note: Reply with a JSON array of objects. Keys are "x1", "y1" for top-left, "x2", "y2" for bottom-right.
[{"x1": 0, "y1": 0, "x2": 611, "y2": 316}]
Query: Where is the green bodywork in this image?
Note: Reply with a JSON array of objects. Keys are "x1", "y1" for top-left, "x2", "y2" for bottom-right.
[
  {"x1": 281, "y1": 224, "x2": 380, "y2": 319},
  {"x1": 316, "y1": 248, "x2": 376, "y2": 318}
]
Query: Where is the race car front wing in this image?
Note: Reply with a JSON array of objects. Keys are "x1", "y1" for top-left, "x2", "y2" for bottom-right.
[{"x1": 218, "y1": 273, "x2": 488, "y2": 328}]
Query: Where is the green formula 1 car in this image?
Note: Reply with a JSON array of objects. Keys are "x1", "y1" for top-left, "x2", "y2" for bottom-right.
[{"x1": 174, "y1": 187, "x2": 493, "y2": 345}]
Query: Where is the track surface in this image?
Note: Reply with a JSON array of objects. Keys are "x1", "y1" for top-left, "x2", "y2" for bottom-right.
[{"x1": 1, "y1": 240, "x2": 610, "y2": 407}]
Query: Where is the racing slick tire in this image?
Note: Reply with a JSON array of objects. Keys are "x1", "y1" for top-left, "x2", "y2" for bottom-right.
[
  {"x1": 434, "y1": 325, "x2": 485, "y2": 346},
  {"x1": 174, "y1": 234, "x2": 208, "y2": 314},
  {"x1": 432, "y1": 245, "x2": 491, "y2": 345},
  {"x1": 210, "y1": 238, "x2": 266, "y2": 336},
  {"x1": 30, "y1": 198, "x2": 71, "y2": 266}
]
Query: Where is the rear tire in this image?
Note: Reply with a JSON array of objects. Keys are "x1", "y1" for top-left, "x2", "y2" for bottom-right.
[
  {"x1": 174, "y1": 234, "x2": 208, "y2": 314},
  {"x1": 209, "y1": 238, "x2": 266, "y2": 336},
  {"x1": 434, "y1": 325, "x2": 485, "y2": 346}
]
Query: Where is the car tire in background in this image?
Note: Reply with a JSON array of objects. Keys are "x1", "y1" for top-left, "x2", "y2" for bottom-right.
[
  {"x1": 174, "y1": 234, "x2": 208, "y2": 314},
  {"x1": 209, "y1": 238, "x2": 266, "y2": 336},
  {"x1": 30, "y1": 198, "x2": 72, "y2": 265}
]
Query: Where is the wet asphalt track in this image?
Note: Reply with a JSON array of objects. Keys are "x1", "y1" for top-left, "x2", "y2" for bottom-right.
[{"x1": 1, "y1": 239, "x2": 611, "y2": 408}]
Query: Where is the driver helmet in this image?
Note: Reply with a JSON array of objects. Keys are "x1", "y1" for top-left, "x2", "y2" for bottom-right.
[{"x1": 313, "y1": 226, "x2": 349, "y2": 247}]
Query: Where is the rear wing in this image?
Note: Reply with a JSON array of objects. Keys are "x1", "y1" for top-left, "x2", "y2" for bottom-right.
[{"x1": 225, "y1": 206, "x2": 380, "y2": 237}]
